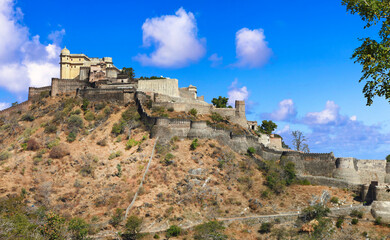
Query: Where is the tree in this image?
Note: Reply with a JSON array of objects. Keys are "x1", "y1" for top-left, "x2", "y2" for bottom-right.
[
  {"x1": 211, "y1": 96, "x2": 229, "y2": 108},
  {"x1": 342, "y1": 0, "x2": 390, "y2": 105},
  {"x1": 291, "y1": 130, "x2": 310, "y2": 153},
  {"x1": 121, "y1": 67, "x2": 135, "y2": 80},
  {"x1": 257, "y1": 120, "x2": 277, "y2": 135},
  {"x1": 386, "y1": 154, "x2": 390, "y2": 162},
  {"x1": 121, "y1": 215, "x2": 143, "y2": 240}
]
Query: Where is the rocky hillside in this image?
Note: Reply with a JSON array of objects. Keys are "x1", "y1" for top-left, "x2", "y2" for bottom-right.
[{"x1": 0, "y1": 96, "x2": 389, "y2": 239}]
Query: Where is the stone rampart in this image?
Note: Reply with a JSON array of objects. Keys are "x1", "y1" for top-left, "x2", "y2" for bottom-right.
[
  {"x1": 77, "y1": 88, "x2": 135, "y2": 103},
  {"x1": 0, "y1": 101, "x2": 31, "y2": 118},
  {"x1": 28, "y1": 86, "x2": 51, "y2": 101},
  {"x1": 51, "y1": 78, "x2": 89, "y2": 97},
  {"x1": 138, "y1": 79, "x2": 179, "y2": 98},
  {"x1": 281, "y1": 152, "x2": 336, "y2": 177}
]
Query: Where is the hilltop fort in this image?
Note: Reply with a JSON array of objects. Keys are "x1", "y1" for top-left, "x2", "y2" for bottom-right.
[{"x1": 1, "y1": 47, "x2": 390, "y2": 224}]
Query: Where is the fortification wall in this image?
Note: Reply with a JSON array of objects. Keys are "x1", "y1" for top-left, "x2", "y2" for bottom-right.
[
  {"x1": 77, "y1": 88, "x2": 134, "y2": 103},
  {"x1": 281, "y1": 152, "x2": 336, "y2": 177},
  {"x1": 28, "y1": 86, "x2": 51, "y2": 101},
  {"x1": 333, "y1": 158, "x2": 387, "y2": 185},
  {"x1": 0, "y1": 101, "x2": 31, "y2": 118},
  {"x1": 138, "y1": 79, "x2": 179, "y2": 98},
  {"x1": 51, "y1": 78, "x2": 89, "y2": 97}
]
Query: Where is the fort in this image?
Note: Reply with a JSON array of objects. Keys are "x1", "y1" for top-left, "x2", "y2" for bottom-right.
[{"x1": 1, "y1": 47, "x2": 390, "y2": 222}]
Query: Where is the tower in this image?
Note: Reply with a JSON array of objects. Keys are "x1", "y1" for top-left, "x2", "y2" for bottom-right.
[{"x1": 60, "y1": 46, "x2": 71, "y2": 79}]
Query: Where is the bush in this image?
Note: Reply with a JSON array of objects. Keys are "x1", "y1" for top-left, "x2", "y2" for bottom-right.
[
  {"x1": 0, "y1": 151, "x2": 10, "y2": 161},
  {"x1": 44, "y1": 123, "x2": 57, "y2": 134},
  {"x1": 351, "y1": 218, "x2": 359, "y2": 225},
  {"x1": 258, "y1": 222, "x2": 272, "y2": 234},
  {"x1": 68, "y1": 115, "x2": 84, "y2": 132},
  {"x1": 27, "y1": 138, "x2": 40, "y2": 151},
  {"x1": 211, "y1": 112, "x2": 223, "y2": 123},
  {"x1": 112, "y1": 120, "x2": 126, "y2": 136},
  {"x1": 109, "y1": 151, "x2": 122, "y2": 160},
  {"x1": 298, "y1": 179, "x2": 311, "y2": 185},
  {"x1": 350, "y1": 209, "x2": 364, "y2": 219},
  {"x1": 81, "y1": 98, "x2": 89, "y2": 112},
  {"x1": 122, "y1": 107, "x2": 140, "y2": 121},
  {"x1": 194, "y1": 221, "x2": 227, "y2": 240},
  {"x1": 152, "y1": 106, "x2": 165, "y2": 114},
  {"x1": 67, "y1": 132, "x2": 77, "y2": 143},
  {"x1": 301, "y1": 204, "x2": 330, "y2": 222},
  {"x1": 336, "y1": 216, "x2": 344, "y2": 228},
  {"x1": 21, "y1": 113, "x2": 35, "y2": 122},
  {"x1": 190, "y1": 138, "x2": 199, "y2": 150},
  {"x1": 387, "y1": 154, "x2": 390, "y2": 162},
  {"x1": 166, "y1": 225, "x2": 182, "y2": 237},
  {"x1": 95, "y1": 102, "x2": 106, "y2": 111},
  {"x1": 189, "y1": 108, "x2": 197, "y2": 116},
  {"x1": 41, "y1": 212, "x2": 67, "y2": 240},
  {"x1": 49, "y1": 146, "x2": 70, "y2": 159},
  {"x1": 247, "y1": 147, "x2": 255, "y2": 156},
  {"x1": 126, "y1": 139, "x2": 139, "y2": 150},
  {"x1": 167, "y1": 107, "x2": 174, "y2": 112},
  {"x1": 109, "y1": 208, "x2": 124, "y2": 228},
  {"x1": 97, "y1": 138, "x2": 107, "y2": 146},
  {"x1": 374, "y1": 217, "x2": 382, "y2": 225},
  {"x1": 68, "y1": 217, "x2": 89, "y2": 240},
  {"x1": 84, "y1": 111, "x2": 95, "y2": 121},
  {"x1": 330, "y1": 196, "x2": 339, "y2": 204},
  {"x1": 122, "y1": 215, "x2": 143, "y2": 240}
]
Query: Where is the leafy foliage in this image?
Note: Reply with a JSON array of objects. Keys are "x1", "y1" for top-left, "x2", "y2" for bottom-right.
[
  {"x1": 68, "y1": 217, "x2": 89, "y2": 240},
  {"x1": 211, "y1": 96, "x2": 229, "y2": 108},
  {"x1": 247, "y1": 147, "x2": 256, "y2": 156},
  {"x1": 387, "y1": 154, "x2": 390, "y2": 162},
  {"x1": 189, "y1": 108, "x2": 198, "y2": 116},
  {"x1": 121, "y1": 67, "x2": 135, "y2": 80},
  {"x1": 301, "y1": 204, "x2": 330, "y2": 222},
  {"x1": 259, "y1": 160, "x2": 297, "y2": 194},
  {"x1": 210, "y1": 112, "x2": 224, "y2": 123},
  {"x1": 257, "y1": 120, "x2": 277, "y2": 135},
  {"x1": 194, "y1": 221, "x2": 227, "y2": 240},
  {"x1": 166, "y1": 225, "x2": 182, "y2": 237},
  {"x1": 190, "y1": 138, "x2": 199, "y2": 150},
  {"x1": 342, "y1": 0, "x2": 390, "y2": 105},
  {"x1": 21, "y1": 113, "x2": 35, "y2": 122},
  {"x1": 258, "y1": 222, "x2": 272, "y2": 234},
  {"x1": 122, "y1": 215, "x2": 143, "y2": 240},
  {"x1": 109, "y1": 208, "x2": 124, "y2": 228}
]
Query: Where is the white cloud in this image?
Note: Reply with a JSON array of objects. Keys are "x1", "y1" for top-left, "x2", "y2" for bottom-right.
[
  {"x1": 276, "y1": 124, "x2": 290, "y2": 135},
  {"x1": 350, "y1": 115, "x2": 357, "y2": 121},
  {"x1": 227, "y1": 79, "x2": 249, "y2": 106},
  {"x1": 134, "y1": 7, "x2": 206, "y2": 68},
  {"x1": 233, "y1": 28, "x2": 272, "y2": 68},
  {"x1": 0, "y1": 102, "x2": 10, "y2": 110},
  {"x1": 263, "y1": 99, "x2": 297, "y2": 121},
  {"x1": 304, "y1": 101, "x2": 339, "y2": 125},
  {"x1": 208, "y1": 53, "x2": 223, "y2": 67},
  {"x1": 0, "y1": 0, "x2": 62, "y2": 94}
]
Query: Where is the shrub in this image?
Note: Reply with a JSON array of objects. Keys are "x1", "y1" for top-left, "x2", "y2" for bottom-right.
[
  {"x1": 44, "y1": 123, "x2": 57, "y2": 134},
  {"x1": 211, "y1": 112, "x2": 223, "y2": 123},
  {"x1": 258, "y1": 222, "x2": 272, "y2": 234},
  {"x1": 95, "y1": 102, "x2": 106, "y2": 111},
  {"x1": 41, "y1": 212, "x2": 67, "y2": 240},
  {"x1": 27, "y1": 138, "x2": 40, "y2": 151},
  {"x1": 166, "y1": 225, "x2": 182, "y2": 237},
  {"x1": 39, "y1": 90, "x2": 50, "y2": 99},
  {"x1": 301, "y1": 204, "x2": 330, "y2": 222},
  {"x1": 115, "y1": 164, "x2": 122, "y2": 177},
  {"x1": 167, "y1": 107, "x2": 174, "y2": 112},
  {"x1": 68, "y1": 217, "x2": 89, "y2": 240},
  {"x1": 387, "y1": 154, "x2": 390, "y2": 162},
  {"x1": 152, "y1": 106, "x2": 165, "y2": 114},
  {"x1": 81, "y1": 98, "x2": 89, "y2": 112},
  {"x1": 49, "y1": 146, "x2": 70, "y2": 159},
  {"x1": 109, "y1": 208, "x2": 123, "y2": 228},
  {"x1": 103, "y1": 106, "x2": 112, "y2": 116},
  {"x1": 153, "y1": 234, "x2": 160, "y2": 239},
  {"x1": 374, "y1": 217, "x2": 382, "y2": 225},
  {"x1": 122, "y1": 107, "x2": 140, "y2": 121},
  {"x1": 194, "y1": 221, "x2": 227, "y2": 240},
  {"x1": 108, "y1": 151, "x2": 122, "y2": 160},
  {"x1": 247, "y1": 147, "x2": 255, "y2": 156},
  {"x1": 189, "y1": 108, "x2": 197, "y2": 116},
  {"x1": 67, "y1": 132, "x2": 77, "y2": 143},
  {"x1": 84, "y1": 111, "x2": 95, "y2": 121},
  {"x1": 190, "y1": 138, "x2": 199, "y2": 150},
  {"x1": 97, "y1": 138, "x2": 107, "y2": 146},
  {"x1": 68, "y1": 115, "x2": 84, "y2": 132},
  {"x1": 351, "y1": 218, "x2": 359, "y2": 225},
  {"x1": 112, "y1": 120, "x2": 126, "y2": 136},
  {"x1": 330, "y1": 197, "x2": 339, "y2": 204},
  {"x1": 122, "y1": 215, "x2": 143, "y2": 240},
  {"x1": 350, "y1": 209, "x2": 364, "y2": 219},
  {"x1": 0, "y1": 151, "x2": 10, "y2": 161},
  {"x1": 298, "y1": 179, "x2": 311, "y2": 185},
  {"x1": 164, "y1": 153, "x2": 175, "y2": 165},
  {"x1": 21, "y1": 113, "x2": 35, "y2": 122},
  {"x1": 71, "y1": 109, "x2": 82, "y2": 115},
  {"x1": 126, "y1": 139, "x2": 139, "y2": 150},
  {"x1": 336, "y1": 216, "x2": 344, "y2": 228}
]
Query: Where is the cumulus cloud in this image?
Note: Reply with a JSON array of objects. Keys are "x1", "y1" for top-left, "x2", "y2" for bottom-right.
[
  {"x1": 276, "y1": 124, "x2": 290, "y2": 135},
  {"x1": 233, "y1": 28, "x2": 272, "y2": 68},
  {"x1": 304, "y1": 101, "x2": 340, "y2": 125},
  {"x1": 262, "y1": 99, "x2": 297, "y2": 121},
  {"x1": 0, "y1": 102, "x2": 10, "y2": 110},
  {"x1": 227, "y1": 79, "x2": 249, "y2": 106},
  {"x1": 0, "y1": 0, "x2": 62, "y2": 93},
  {"x1": 208, "y1": 53, "x2": 223, "y2": 67},
  {"x1": 134, "y1": 8, "x2": 206, "y2": 68}
]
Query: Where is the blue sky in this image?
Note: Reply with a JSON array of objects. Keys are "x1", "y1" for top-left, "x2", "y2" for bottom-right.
[{"x1": 0, "y1": 0, "x2": 389, "y2": 159}]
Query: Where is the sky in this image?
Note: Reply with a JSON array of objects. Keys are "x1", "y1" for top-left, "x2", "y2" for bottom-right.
[{"x1": 0, "y1": 0, "x2": 389, "y2": 159}]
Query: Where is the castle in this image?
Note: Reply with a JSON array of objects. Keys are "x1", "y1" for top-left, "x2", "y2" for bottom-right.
[{"x1": 2, "y1": 47, "x2": 390, "y2": 222}]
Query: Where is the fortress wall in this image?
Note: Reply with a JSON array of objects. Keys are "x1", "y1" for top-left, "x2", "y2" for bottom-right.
[
  {"x1": 269, "y1": 137, "x2": 282, "y2": 149},
  {"x1": 334, "y1": 158, "x2": 387, "y2": 184},
  {"x1": 138, "y1": 79, "x2": 180, "y2": 98},
  {"x1": 51, "y1": 78, "x2": 89, "y2": 97},
  {"x1": 77, "y1": 88, "x2": 132, "y2": 103},
  {"x1": 0, "y1": 101, "x2": 31, "y2": 118},
  {"x1": 281, "y1": 152, "x2": 336, "y2": 177},
  {"x1": 28, "y1": 86, "x2": 51, "y2": 101},
  {"x1": 296, "y1": 175, "x2": 362, "y2": 193}
]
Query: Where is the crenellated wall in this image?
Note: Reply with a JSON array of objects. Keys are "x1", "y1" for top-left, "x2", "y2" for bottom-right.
[
  {"x1": 28, "y1": 86, "x2": 51, "y2": 101},
  {"x1": 77, "y1": 88, "x2": 135, "y2": 103},
  {"x1": 51, "y1": 78, "x2": 89, "y2": 97},
  {"x1": 281, "y1": 152, "x2": 336, "y2": 177}
]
